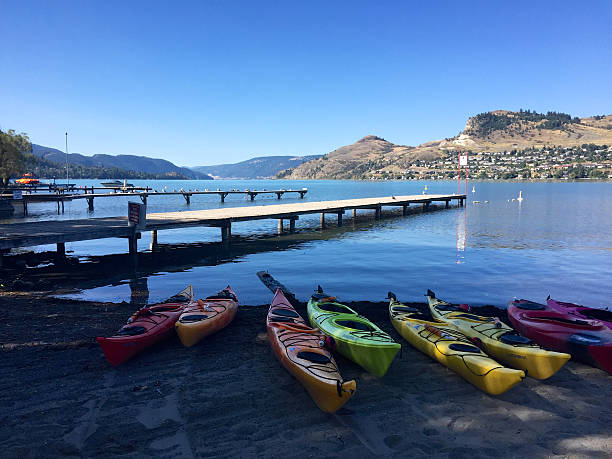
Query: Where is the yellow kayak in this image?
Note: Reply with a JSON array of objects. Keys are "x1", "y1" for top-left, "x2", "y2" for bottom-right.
[
  {"x1": 389, "y1": 293, "x2": 524, "y2": 395},
  {"x1": 175, "y1": 286, "x2": 238, "y2": 348},
  {"x1": 427, "y1": 290, "x2": 570, "y2": 379}
]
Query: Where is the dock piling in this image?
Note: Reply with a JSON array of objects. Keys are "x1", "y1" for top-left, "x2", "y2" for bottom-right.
[
  {"x1": 150, "y1": 230, "x2": 158, "y2": 251},
  {"x1": 375, "y1": 205, "x2": 381, "y2": 220},
  {"x1": 289, "y1": 217, "x2": 297, "y2": 233},
  {"x1": 221, "y1": 221, "x2": 231, "y2": 242},
  {"x1": 337, "y1": 211, "x2": 343, "y2": 227},
  {"x1": 320, "y1": 213, "x2": 326, "y2": 229},
  {"x1": 278, "y1": 219, "x2": 284, "y2": 234}
]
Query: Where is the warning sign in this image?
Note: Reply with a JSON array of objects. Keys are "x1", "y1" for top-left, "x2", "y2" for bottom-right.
[{"x1": 459, "y1": 155, "x2": 468, "y2": 166}]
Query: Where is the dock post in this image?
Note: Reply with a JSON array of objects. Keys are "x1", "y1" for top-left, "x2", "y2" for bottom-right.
[
  {"x1": 352, "y1": 208, "x2": 357, "y2": 219},
  {"x1": 459, "y1": 198, "x2": 464, "y2": 207},
  {"x1": 337, "y1": 211, "x2": 343, "y2": 227},
  {"x1": 278, "y1": 219, "x2": 283, "y2": 234},
  {"x1": 299, "y1": 191, "x2": 306, "y2": 198},
  {"x1": 289, "y1": 217, "x2": 296, "y2": 233},
  {"x1": 250, "y1": 193, "x2": 256, "y2": 201},
  {"x1": 402, "y1": 204, "x2": 408, "y2": 216},
  {"x1": 375, "y1": 206, "x2": 381, "y2": 220},
  {"x1": 320, "y1": 213, "x2": 326, "y2": 229},
  {"x1": 423, "y1": 202, "x2": 430, "y2": 211},
  {"x1": 87, "y1": 197, "x2": 94, "y2": 211},
  {"x1": 276, "y1": 192, "x2": 283, "y2": 199},
  {"x1": 55, "y1": 242, "x2": 66, "y2": 263},
  {"x1": 140, "y1": 194, "x2": 148, "y2": 205},
  {"x1": 128, "y1": 232, "x2": 138, "y2": 255},
  {"x1": 445, "y1": 200, "x2": 449, "y2": 208},
  {"x1": 183, "y1": 193, "x2": 191, "y2": 205},
  {"x1": 150, "y1": 230, "x2": 158, "y2": 251},
  {"x1": 220, "y1": 193, "x2": 228, "y2": 203},
  {"x1": 221, "y1": 221, "x2": 231, "y2": 242}
]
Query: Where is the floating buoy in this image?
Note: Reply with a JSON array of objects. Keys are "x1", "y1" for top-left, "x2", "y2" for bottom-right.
[
  {"x1": 472, "y1": 186, "x2": 476, "y2": 193},
  {"x1": 517, "y1": 191, "x2": 524, "y2": 202}
]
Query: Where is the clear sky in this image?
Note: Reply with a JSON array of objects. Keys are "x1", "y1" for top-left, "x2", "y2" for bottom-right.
[{"x1": 1, "y1": 0, "x2": 610, "y2": 166}]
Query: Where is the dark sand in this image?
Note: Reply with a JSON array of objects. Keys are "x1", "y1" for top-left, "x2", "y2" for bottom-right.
[{"x1": 1, "y1": 294, "x2": 611, "y2": 458}]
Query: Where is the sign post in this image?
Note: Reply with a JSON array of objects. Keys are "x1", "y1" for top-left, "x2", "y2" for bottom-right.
[{"x1": 458, "y1": 148, "x2": 468, "y2": 195}]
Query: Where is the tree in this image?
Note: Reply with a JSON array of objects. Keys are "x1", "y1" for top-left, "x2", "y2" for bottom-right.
[{"x1": 0, "y1": 130, "x2": 30, "y2": 186}]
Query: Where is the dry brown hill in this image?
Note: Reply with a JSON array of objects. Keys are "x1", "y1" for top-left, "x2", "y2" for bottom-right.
[{"x1": 277, "y1": 111, "x2": 612, "y2": 179}]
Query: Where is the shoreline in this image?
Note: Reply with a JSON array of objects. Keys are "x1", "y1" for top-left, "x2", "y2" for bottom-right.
[{"x1": 1, "y1": 293, "x2": 610, "y2": 457}]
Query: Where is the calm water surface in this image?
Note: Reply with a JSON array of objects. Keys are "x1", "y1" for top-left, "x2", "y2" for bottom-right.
[{"x1": 8, "y1": 179, "x2": 612, "y2": 308}]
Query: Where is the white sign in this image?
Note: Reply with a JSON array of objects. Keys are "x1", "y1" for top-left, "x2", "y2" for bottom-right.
[
  {"x1": 459, "y1": 155, "x2": 468, "y2": 166},
  {"x1": 13, "y1": 190, "x2": 23, "y2": 200}
]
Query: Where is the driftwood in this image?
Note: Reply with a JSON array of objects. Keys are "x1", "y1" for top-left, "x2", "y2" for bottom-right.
[{"x1": 256, "y1": 271, "x2": 298, "y2": 306}]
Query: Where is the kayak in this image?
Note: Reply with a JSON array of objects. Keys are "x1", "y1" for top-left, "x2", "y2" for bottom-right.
[
  {"x1": 267, "y1": 289, "x2": 356, "y2": 413},
  {"x1": 427, "y1": 290, "x2": 570, "y2": 379},
  {"x1": 389, "y1": 293, "x2": 524, "y2": 394},
  {"x1": 307, "y1": 287, "x2": 400, "y2": 378},
  {"x1": 97, "y1": 285, "x2": 194, "y2": 366},
  {"x1": 175, "y1": 286, "x2": 238, "y2": 348},
  {"x1": 508, "y1": 299, "x2": 612, "y2": 374},
  {"x1": 547, "y1": 296, "x2": 612, "y2": 330}
]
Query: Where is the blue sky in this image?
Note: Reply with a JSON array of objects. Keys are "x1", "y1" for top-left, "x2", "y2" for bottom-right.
[{"x1": 1, "y1": 0, "x2": 610, "y2": 166}]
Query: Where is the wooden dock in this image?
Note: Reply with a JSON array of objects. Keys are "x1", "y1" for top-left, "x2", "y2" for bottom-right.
[
  {"x1": 3, "y1": 188, "x2": 309, "y2": 215},
  {"x1": 0, "y1": 193, "x2": 465, "y2": 265}
]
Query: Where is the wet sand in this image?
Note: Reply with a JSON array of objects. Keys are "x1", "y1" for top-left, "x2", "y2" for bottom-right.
[{"x1": 1, "y1": 294, "x2": 611, "y2": 458}]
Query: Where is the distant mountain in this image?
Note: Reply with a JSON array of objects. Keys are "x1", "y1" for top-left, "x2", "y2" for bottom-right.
[
  {"x1": 31, "y1": 144, "x2": 213, "y2": 180},
  {"x1": 278, "y1": 111, "x2": 612, "y2": 179},
  {"x1": 191, "y1": 155, "x2": 322, "y2": 179}
]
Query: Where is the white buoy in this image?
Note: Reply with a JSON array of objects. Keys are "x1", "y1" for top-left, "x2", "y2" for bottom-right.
[
  {"x1": 472, "y1": 186, "x2": 475, "y2": 193},
  {"x1": 517, "y1": 191, "x2": 523, "y2": 202}
]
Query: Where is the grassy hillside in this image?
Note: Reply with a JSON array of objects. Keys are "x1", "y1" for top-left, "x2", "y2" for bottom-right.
[
  {"x1": 192, "y1": 155, "x2": 322, "y2": 179},
  {"x1": 278, "y1": 111, "x2": 612, "y2": 179}
]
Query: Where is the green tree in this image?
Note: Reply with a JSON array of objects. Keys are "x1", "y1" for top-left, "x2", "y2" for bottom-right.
[{"x1": 0, "y1": 130, "x2": 31, "y2": 185}]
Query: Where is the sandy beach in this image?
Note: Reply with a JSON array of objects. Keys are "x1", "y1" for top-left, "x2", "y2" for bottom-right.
[{"x1": 1, "y1": 293, "x2": 610, "y2": 458}]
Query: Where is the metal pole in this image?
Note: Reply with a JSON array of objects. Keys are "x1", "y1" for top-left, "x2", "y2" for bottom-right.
[
  {"x1": 65, "y1": 132, "x2": 69, "y2": 184},
  {"x1": 457, "y1": 147, "x2": 461, "y2": 195}
]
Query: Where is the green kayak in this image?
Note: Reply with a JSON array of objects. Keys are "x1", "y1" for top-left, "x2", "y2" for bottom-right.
[{"x1": 307, "y1": 288, "x2": 400, "y2": 378}]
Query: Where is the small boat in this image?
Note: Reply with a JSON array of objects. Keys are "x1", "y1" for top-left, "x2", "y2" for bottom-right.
[
  {"x1": 97, "y1": 285, "x2": 194, "y2": 365},
  {"x1": 307, "y1": 286, "x2": 400, "y2": 378},
  {"x1": 101, "y1": 179, "x2": 134, "y2": 188},
  {"x1": 508, "y1": 299, "x2": 612, "y2": 374},
  {"x1": 389, "y1": 293, "x2": 524, "y2": 394},
  {"x1": 15, "y1": 173, "x2": 40, "y2": 185},
  {"x1": 427, "y1": 290, "x2": 570, "y2": 379},
  {"x1": 267, "y1": 289, "x2": 356, "y2": 413},
  {"x1": 547, "y1": 297, "x2": 612, "y2": 330},
  {"x1": 175, "y1": 286, "x2": 238, "y2": 348}
]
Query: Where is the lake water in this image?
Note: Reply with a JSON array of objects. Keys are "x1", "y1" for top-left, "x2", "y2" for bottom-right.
[{"x1": 8, "y1": 179, "x2": 612, "y2": 309}]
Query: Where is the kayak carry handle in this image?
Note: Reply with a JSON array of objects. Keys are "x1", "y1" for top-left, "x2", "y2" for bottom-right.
[
  {"x1": 387, "y1": 291, "x2": 397, "y2": 301},
  {"x1": 426, "y1": 289, "x2": 436, "y2": 299}
]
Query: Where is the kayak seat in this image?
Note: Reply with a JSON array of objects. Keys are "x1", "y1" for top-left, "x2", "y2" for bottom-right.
[
  {"x1": 269, "y1": 316, "x2": 295, "y2": 323},
  {"x1": 316, "y1": 303, "x2": 353, "y2": 314},
  {"x1": 499, "y1": 332, "x2": 531, "y2": 345},
  {"x1": 568, "y1": 333, "x2": 602, "y2": 345},
  {"x1": 392, "y1": 306, "x2": 419, "y2": 313},
  {"x1": 533, "y1": 316, "x2": 590, "y2": 325},
  {"x1": 165, "y1": 294, "x2": 191, "y2": 303},
  {"x1": 179, "y1": 314, "x2": 208, "y2": 323},
  {"x1": 435, "y1": 303, "x2": 462, "y2": 312},
  {"x1": 297, "y1": 351, "x2": 331, "y2": 364},
  {"x1": 270, "y1": 308, "x2": 300, "y2": 318},
  {"x1": 581, "y1": 309, "x2": 612, "y2": 321},
  {"x1": 206, "y1": 291, "x2": 238, "y2": 301},
  {"x1": 335, "y1": 320, "x2": 374, "y2": 332},
  {"x1": 515, "y1": 301, "x2": 546, "y2": 310},
  {"x1": 116, "y1": 326, "x2": 147, "y2": 336},
  {"x1": 448, "y1": 343, "x2": 481, "y2": 353}
]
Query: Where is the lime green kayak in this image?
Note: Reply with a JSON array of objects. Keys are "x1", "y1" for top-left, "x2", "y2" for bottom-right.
[{"x1": 307, "y1": 288, "x2": 400, "y2": 378}]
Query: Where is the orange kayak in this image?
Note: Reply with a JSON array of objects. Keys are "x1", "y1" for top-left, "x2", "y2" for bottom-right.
[
  {"x1": 267, "y1": 288, "x2": 356, "y2": 413},
  {"x1": 175, "y1": 286, "x2": 238, "y2": 348}
]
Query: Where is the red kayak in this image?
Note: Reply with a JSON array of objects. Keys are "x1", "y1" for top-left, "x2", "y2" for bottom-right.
[
  {"x1": 547, "y1": 296, "x2": 612, "y2": 330},
  {"x1": 508, "y1": 299, "x2": 612, "y2": 374},
  {"x1": 97, "y1": 285, "x2": 194, "y2": 366}
]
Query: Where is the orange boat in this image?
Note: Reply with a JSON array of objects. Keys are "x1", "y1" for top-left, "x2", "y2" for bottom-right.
[
  {"x1": 175, "y1": 286, "x2": 239, "y2": 347},
  {"x1": 15, "y1": 173, "x2": 40, "y2": 185},
  {"x1": 267, "y1": 288, "x2": 356, "y2": 413}
]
